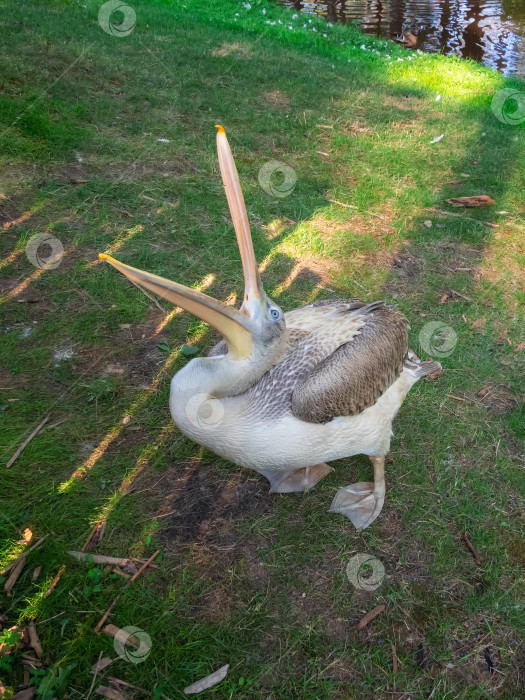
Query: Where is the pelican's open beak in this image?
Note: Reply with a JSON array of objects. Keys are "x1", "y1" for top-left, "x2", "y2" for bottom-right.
[
  {"x1": 98, "y1": 127, "x2": 264, "y2": 359},
  {"x1": 98, "y1": 253, "x2": 254, "y2": 360},
  {"x1": 216, "y1": 125, "x2": 266, "y2": 323}
]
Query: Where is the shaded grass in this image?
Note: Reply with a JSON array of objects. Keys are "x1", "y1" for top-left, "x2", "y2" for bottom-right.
[{"x1": 0, "y1": 0, "x2": 524, "y2": 697}]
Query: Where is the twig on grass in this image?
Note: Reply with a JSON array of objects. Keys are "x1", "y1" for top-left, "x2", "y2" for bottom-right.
[
  {"x1": 70, "y1": 552, "x2": 130, "y2": 566},
  {"x1": 129, "y1": 550, "x2": 160, "y2": 583},
  {"x1": 82, "y1": 521, "x2": 107, "y2": 552},
  {"x1": 93, "y1": 550, "x2": 160, "y2": 633},
  {"x1": 44, "y1": 418, "x2": 68, "y2": 431},
  {"x1": 94, "y1": 595, "x2": 121, "y2": 634},
  {"x1": 430, "y1": 208, "x2": 497, "y2": 228},
  {"x1": 129, "y1": 280, "x2": 166, "y2": 314},
  {"x1": 4, "y1": 555, "x2": 26, "y2": 594},
  {"x1": 463, "y1": 531, "x2": 482, "y2": 565},
  {"x1": 112, "y1": 567, "x2": 131, "y2": 579},
  {"x1": 1, "y1": 536, "x2": 46, "y2": 575},
  {"x1": 106, "y1": 677, "x2": 148, "y2": 693},
  {"x1": 6, "y1": 416, "x2": 49, "y2": 468},
  {"x1": 69, "y1": 551, "x2": 158, "y2": 569},
  {"x1": 450, "y1": 289, "x2": 472, "y2": 302},
  {"x1": 392, "y1": 644, "x2": 398, "y2": 673},
  {"x1": 44, "y1": 565, "x2": 65, "y2": 597},
  {"x1": 96, "y1": 686, "x2": 129, "y2": 700},
  {"x1": 357, "y1": 604, "x2": 385, "y2": 630},
  {"x1": 86, "y1": 651, "x2": 103, "y2": 700},
  {"x1": 82, "y1": 523, "x2": 101, "y2": 552},
  {"x1": 35, "y1": 611, "x2": 65, "y2": 625},
  {"x1": 27, "y1": 622, "x2": 43, "y2": 658},
  {"x1": 329, "y1": 199, "x2": 387, "y2": 220},
  {"x1": 102, "y1": 625, "x2": 139, "y2": 648}
]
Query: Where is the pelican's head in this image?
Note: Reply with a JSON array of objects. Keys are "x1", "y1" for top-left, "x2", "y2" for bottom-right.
[{"x1": 98, "y1": 127, "x2": 287, "y2": 368}]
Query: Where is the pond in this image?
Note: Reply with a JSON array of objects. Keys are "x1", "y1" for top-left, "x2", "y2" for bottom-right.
[{"x1": 281, "y1": 0, "x2": 525, "y2": 76}]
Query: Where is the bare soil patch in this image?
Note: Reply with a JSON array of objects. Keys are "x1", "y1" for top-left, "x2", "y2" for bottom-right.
[
  {"x1": 263, "y1": 89, "x2": 291, "y2": 109},
  {"x1": 211, "y1": 42, "x2": 252, "y2": 58}
]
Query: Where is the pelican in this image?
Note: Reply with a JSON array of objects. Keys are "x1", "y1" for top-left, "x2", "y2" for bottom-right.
[{"x1": 99, "y1": 126, "x2": 441, "y2": 530}]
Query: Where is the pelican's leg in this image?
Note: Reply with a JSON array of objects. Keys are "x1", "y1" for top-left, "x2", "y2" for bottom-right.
[
  {"x1": 329, "y1": 456, "x2": 386, "y2": 530},
  {"x1": 260, "y1": 463, "x2": 333, "y2": 493}
]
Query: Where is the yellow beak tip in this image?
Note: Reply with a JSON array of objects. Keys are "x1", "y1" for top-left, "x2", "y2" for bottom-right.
[
  {"x1": 215, "y1": 124, "x2": 226, "y2": 134},
  {"x1": 98, "y1": 253, "x2": 109, "y2": 261}
]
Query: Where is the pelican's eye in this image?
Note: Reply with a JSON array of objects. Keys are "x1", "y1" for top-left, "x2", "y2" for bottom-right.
[{"x1": 269, "y1": 308, "x2": 281, "y2": 321}]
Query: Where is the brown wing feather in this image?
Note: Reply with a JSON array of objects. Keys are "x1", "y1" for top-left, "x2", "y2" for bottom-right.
[{"x1": 291, "y1": 304, "x2": 409, "y2": 423}]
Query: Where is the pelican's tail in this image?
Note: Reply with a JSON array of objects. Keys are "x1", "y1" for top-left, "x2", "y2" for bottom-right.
[{"x1": 404, "y1": 350, "x2": 442, "y2": 379}]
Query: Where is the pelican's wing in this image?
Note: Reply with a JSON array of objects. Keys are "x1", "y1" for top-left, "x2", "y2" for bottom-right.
[
  {"x1": 290, "y1": 301, "x2": 410, "y2": 423},
  {"x1": 244, "y1": 300, "x2": 405, "y2": 422}
]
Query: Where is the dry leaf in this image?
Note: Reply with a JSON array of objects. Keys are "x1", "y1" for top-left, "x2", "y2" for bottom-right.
[
  {"x1": 514, "y1": 341, "x2": 525, "y2": 354},
  {"x1": 20, "y1": 528, "x2": 32, "y2": 544},
  {"x1": 10, "y1": 689, "x2": 35, "y2": 700},
  {"x1": 96, "y1": 686, "x2": 129, "y2": 700},
  {"x1": 439, "y1": 293, "x2": 450, "y2": 304},
  {"x1": 91, "y1": 657, "x2": 112, "y2": 674},
  {"x1": 184, "y1": 665, "x2": 229, "y2": 695},
  {"x1": 446, "y1": 195, "x2": 495, "y2": 207}
]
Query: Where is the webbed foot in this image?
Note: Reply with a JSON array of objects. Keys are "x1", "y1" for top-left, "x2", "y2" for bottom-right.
[
  {"x1": 329, "y1": 456, "x2": 386, "y2": 531},
  {"x1": 261, "y1": 463, "x2": 333, "y2": 493}
]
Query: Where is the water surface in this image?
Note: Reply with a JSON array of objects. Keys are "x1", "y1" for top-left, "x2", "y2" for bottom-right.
[{"x1": 282, "y1": 0, "x2": 525, "y2": 76}]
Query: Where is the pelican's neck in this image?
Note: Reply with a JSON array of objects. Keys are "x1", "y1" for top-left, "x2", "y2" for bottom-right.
[
  {"x1": 173, "y1": 354, "x2": 261, "y2": 400},
  {"x1": 170, "y1": 334, "x2": 289, "y2": 405}
]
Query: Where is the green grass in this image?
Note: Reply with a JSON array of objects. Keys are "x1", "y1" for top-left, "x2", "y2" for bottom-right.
[{"x1": 0, "y1": 0, "x2": 524, "y2": 697}]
